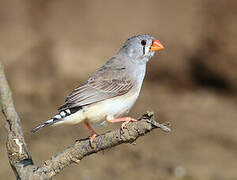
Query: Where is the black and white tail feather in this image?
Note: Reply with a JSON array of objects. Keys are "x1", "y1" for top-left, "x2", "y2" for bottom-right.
[{"x1": 32, "y1": 109, "x2": 72, "y2": 133}]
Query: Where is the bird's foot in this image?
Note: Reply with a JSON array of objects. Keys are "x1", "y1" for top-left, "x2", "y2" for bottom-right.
[
  {"x1": 121, "y1": 117, "x2": 137, "y2": 129},
  {"x1": 89, "y1": 131, "x2": 98, "y2": 148},
  {"x1": 108, "y1": 117, "x2": 137, "y2": 130},
  {"x1": 84, "y1": 121, "x2": 98, "y2": 148}
]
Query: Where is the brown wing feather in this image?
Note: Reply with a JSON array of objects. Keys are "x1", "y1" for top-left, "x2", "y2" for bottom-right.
[
  {"x1": 58, "y1": 78, "x2": 133, "y2": 111},
  {"x1": 58, "y1": 59, "x2": 134, "y2": 111}
]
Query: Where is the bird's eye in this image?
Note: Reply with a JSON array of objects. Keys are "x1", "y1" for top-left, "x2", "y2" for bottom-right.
[{"x1": 141, "y1": 40, "x2": 146, "y2": 46}]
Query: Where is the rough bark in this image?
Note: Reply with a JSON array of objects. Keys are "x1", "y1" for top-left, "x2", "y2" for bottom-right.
[{"x1": 0, "y1": 61, "x2": 170, "y2": 179}]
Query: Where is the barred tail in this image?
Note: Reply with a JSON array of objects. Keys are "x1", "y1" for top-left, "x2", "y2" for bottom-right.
[
  {"x1": 32, "y1": 108, "x2": 77, "y2": 133},
  {"x1": 32, "y1": 114, "x2": 64, "y2": 133}
]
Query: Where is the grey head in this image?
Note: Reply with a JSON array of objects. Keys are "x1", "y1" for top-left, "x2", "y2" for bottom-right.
[{"x1": 118, "y1": 34, "x2": 164, "y2": 63}]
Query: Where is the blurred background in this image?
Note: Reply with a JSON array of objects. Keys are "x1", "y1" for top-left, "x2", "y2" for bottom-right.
[{"x1": 0, "y1": 0, "x2": 237, "y2": 179}]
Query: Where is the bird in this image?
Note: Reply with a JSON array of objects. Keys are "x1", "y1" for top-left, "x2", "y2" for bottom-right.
[{"x1": 32, "y1": 34, "x2": 164, "y2": 147}]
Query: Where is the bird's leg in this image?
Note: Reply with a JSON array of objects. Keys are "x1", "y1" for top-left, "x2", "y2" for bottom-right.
[
  {"x1": 108, "y1": 117, "x2": 137, "y2": 129},
  {"x1": 84, "y1": 121, "x2": 97, "y2": 148}
]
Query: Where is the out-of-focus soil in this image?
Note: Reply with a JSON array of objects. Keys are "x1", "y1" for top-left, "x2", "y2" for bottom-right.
[{"x1": 0, "y1": 0, "x2": 236, "y2": 180}]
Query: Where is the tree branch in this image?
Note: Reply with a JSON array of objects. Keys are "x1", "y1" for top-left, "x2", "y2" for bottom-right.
[
  {"x1": 38, "y1": 112, "x2": 170, "y2": 177},
  {"x1": 0, "y1": 63, "x2": 33, "y2": 176},
  {"x1": 0, "y1": 62, "x2": 48, "y2": 180},
  {"x1": 0, "y1": 61, "x2": 170, "y2": 179}
]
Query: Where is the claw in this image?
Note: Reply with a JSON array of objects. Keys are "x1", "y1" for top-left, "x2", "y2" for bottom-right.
[
  {"x1": 108, "y1": 117, "x2": 137, "y2": 130},
  {"x1": 89, "y1": 132, "x2": 97, "y2": 148},
  {"x1": 121, "y1": 117, "x2": 137, "y2": 129}
]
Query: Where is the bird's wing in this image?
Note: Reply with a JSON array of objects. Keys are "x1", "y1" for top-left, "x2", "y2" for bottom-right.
[{"x1": 58, "y1": 60, "x2": 134, "y2": 111}]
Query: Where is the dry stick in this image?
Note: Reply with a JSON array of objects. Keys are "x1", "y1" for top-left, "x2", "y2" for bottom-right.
[
  {"x1": 0, "y1": 61, "x2": 170, "y2": 179},
  {"x1": 0, "y1": 63, "x2": 32, "y2": 175},
  {"x1": 0, "y1": 63, "x2": 46, "y2": 179},
  {"x1": 39, "y1": 112, "x2": 170, "y2": 177}
]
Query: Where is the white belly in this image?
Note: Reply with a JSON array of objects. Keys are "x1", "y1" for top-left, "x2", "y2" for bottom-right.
[
  {"x1": 59, "y1": 90, "x2": 139, "y2": 125},
  {"x1": 85, "y1": 90, "x2": 139, "y2": 124}
]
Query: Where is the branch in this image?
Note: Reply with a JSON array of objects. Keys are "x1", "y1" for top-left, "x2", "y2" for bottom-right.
[
  {"x1": 0, "y1": 62, "x2": 49, "y2": 179},
  {"x1": 37, "y1": 112, "x2": 170, "y2": 177},
  {"x1": 0, "y1": 63, "x2": 32, "y2": 170},
  {"x1": 0, "y1": 61, "x2": 170, "y2": 179},
  {"x1": 0, "y1": 63, "x2": 29, "y2": 160}
]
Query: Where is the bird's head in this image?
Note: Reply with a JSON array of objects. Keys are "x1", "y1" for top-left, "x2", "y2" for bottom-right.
[{"x1": 119, "y1": 34, "x2": 164, "y2": 63}]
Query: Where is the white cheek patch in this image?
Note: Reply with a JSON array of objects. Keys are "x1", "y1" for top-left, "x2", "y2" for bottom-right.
[{"x1": 145, "y1": 46, "x2": 150, "y2": 55}]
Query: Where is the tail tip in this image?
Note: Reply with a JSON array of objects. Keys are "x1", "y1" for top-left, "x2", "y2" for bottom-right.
[
  {"x1": 31, "y1": 124, "x2": 46, "y2": 133},
  {"x1": 31, "y1": 126, "x2": 40, "y2": 133}
]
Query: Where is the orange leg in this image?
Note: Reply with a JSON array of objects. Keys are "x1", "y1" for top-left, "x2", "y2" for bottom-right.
[
  {"x1": 108, "y1": 117, "x2": 137, "y2": 129},
  {"x1": 84, "y1": 121, "x2": 97, "y2": 148}
]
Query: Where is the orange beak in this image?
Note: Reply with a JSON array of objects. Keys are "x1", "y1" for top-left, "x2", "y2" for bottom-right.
[{"x1": 150, "y1": 38, "x2": 165, "y2": 52}]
